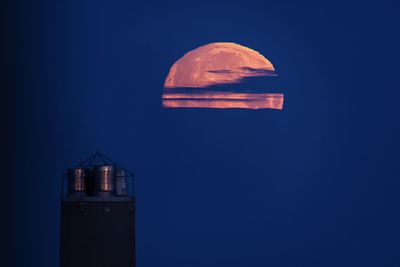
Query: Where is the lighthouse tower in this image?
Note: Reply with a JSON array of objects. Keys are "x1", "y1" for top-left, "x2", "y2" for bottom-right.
[{"x1": 60, "y1": 152, "x2": 135, "y2": 267}]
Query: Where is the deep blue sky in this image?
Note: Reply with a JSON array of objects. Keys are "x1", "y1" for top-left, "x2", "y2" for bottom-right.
[{"x1": 5, "y1": 0, "x2": 400, "y2": 266}]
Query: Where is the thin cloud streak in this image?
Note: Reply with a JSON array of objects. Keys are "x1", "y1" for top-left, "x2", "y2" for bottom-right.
[{"x1": 163, "y1": 92, "x2": 284, "y2": 110}]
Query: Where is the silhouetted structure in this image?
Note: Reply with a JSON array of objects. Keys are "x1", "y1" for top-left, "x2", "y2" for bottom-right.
[{"x1": 60, "y1": 152, "x2": 135, "y2": 267}]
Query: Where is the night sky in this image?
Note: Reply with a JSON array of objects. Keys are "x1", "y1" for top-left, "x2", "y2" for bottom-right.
[{"x1": 4, "y1": 0, "x2": 400, "y2": 266}]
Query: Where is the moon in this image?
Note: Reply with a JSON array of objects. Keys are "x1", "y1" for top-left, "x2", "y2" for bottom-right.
[
  {"x1": 164, "y1": 42, "x2": 276, "y2": 88},
  {"x1": 163, "y1": 42, "x2": 284, "y2": 110}
]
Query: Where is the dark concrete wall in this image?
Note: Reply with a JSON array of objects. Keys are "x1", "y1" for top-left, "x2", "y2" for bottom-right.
[{"x1": 60, "y1": 200, "x2": 135, "y2": 267}]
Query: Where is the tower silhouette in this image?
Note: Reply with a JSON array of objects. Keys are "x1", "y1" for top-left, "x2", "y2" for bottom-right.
[{"x1": 60, "y1": 152, "x2": 135, "y2": 267}]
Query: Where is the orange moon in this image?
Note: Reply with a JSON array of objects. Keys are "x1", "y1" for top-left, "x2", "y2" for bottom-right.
[{"x1": 164, "y1": 42, "x2": 276, "y2": 88}]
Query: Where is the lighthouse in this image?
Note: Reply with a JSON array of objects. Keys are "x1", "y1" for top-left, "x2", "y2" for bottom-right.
[{"x1": 60, "y1": 152, "x2": 135, "y2": 267}]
